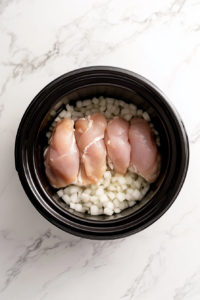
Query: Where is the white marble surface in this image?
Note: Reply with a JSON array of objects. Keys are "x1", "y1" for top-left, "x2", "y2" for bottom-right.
[{"x1": 0, "y1": 0, "x2": 200, "y2": 299}]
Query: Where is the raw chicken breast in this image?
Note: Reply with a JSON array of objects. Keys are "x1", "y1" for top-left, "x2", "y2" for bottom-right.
[
  {"x1": 105, "y1": 117, "x2": 131, "y2": 174},
  {"x1": 129, "y1": 118, "x2": 161, "y2": 183},
  {"x1": 44, "y1": 118, "x2": 79, "y2": 188},
  {"x1": 75, "y1": 113, "x2": 107, "y2": 185}
]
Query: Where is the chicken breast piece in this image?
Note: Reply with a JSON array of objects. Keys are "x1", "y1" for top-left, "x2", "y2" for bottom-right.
[
  {"x1": 104, "y1": 117, "x2": 131, "y2": 174},
  {"x1": 44, "y1": 118, "x2": 79, "y2": 188},
  {"x1": 75, "y1": 113, "x2": 107, "y2": 185},
  {"x1": 129, "y1": 118, "x2": 161, "y2": 183}
]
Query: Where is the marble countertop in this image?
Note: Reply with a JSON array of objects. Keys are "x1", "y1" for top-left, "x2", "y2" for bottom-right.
[{"x1": 0, "y1": 0, "x2": 200, "y2": 299}]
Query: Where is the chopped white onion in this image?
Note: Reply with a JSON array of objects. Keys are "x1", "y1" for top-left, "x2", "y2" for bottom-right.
[
  {"x1": 113, "y1": 107, "x2": 120, "y2": 116},
  {"x1": 132, "y1": 189, "x2": 141, "y2": 200},
  {"x1": 62, "y1": 194, "x2": 71, "y2": 204},
  {"x1": 125, "y1": 175, "x2": 132, "y2": 185},
  {"x1": 110, "y1": 105, "x2": 117, "y2": 113},
  {"x1": 119, "y1": 100, "x2": 126, "y2": 107},
  {"x1": 107, "y1": 201, "x2": 114, "y2": 210},
  {"x1": 76, "y1": 101, "x2": 83, "y2": 108},
  {"x1": 104, "y1": 171, "x2": 111, "y2": 179},
  {"x1": 107, "y1": 192, "x2": 115, "y2": 200},
  {"x1": 125, "y1": 194, "x2": 131, "y2": 201},
  {"x1": 137, "y1": 109, "x2": 143, "y2": 116},
  {"x1": 84, "y1": 188, "x2": 92, "y2": 195},
  {"x1": 99, "y1": 98, "x2": 106, "y2": 106},
  {"x1": 82, "y1": 99, "x2": 92, "y2": 106},
  {"x1": 80, "y1": 193, "x2": 90, "y2": 202},
  {"x1": 104, "y1": 207, "x2": 113, "y2": 216},
  {"x1": 85, "y1": 110, "x2": 90, "y2": 116},
  {"x1": 113, "y1": 199, "x2": 120, "y2": 208},
  {"x1": 104, "y1": 179, "x2": 110, "y2": 188},
  {"x1": 90, "y1": 196, "x2": 99, "y2": 202},
  {"x1": 130, "y1": 103, "x2": 137, "y2": 110},
  {"x1": 70, "y1": 193, "x2": 79, "y2": 203},
  {"x1": 50, "y1": 110, "x2": 56, "y2": 117},
  {"x1": 46, "y1": 131, "x2": 52, "y2": 138},
  {"x1": 111, "y1": 177, "x2": 118, "y2": 183},
  {"x1": 97, "y1": 202, "x2": 103, "y2": 208},
  {"x1": 90, "y1": 108, "x2": 99, "y2": 114},
  {"x1": 64, "y1": 111, "x2": 72, "y2": 118},
  {"x1": 130, "y1": 108, "x2": 137, "y2": 116},
  {"x1": 124, "y1": 114, "x2": 132, "y2": 121},
  {"x1": 57, "y1": 190, "x2": 64, "y2": 197},
  {"x1": 154, "y1": 129, "x2": 159, "y2": 135},
  {"x1": 126, "y1": 188, "x2": 134, "y2": 195},
  {"x1": 91, "y1": 184, "x2": 98, "y2": 190},
  {"x1": 116, "y1": 192, "x2": 126, "y2": 202},
  {"x1": 72, "y1": 111, "x2": 83, "y2": 117},
  {"x1": 116, "y1": 186, "x2": 122, "y2": 192},
  {"x1": 99, "y1": 106, "x2": 106, "y2": 112},
  {"x1": 70, "y1": 202, "x2": 76, "y2": 209},
  {"x1": 114, "y1": 99, "x2": 119, "y2": 106},
  {"x1": 100, "y1": 194, "x2": 109, "y2": 203},
  {"x1": 106, "y1": 98, "x2": 114, "y2": 104},
  {"x1": 128, "y1": 200, "x2": 136, "y2": 207},
  {"x1": 59, "y1": 110, "x2": 67, "y2": 118},
  {"x1": 142, "y1": 111, "x2": 151, "y2": 122},
  {"x1": 91, "y1": 205, "x2": 99, "y2": 215},
  {"x1": 107, "y1": 103, "x2": 112, "y2": 111},
  {"x1": 55, "y1": 116, "x2": 61, "y2": 122},
  {"x1": 92, "y1": 97, "x2": 99, "y2": 104},
  {"x1": 66, "y1": 104, "x2": 74, "y2": 111},
  {"x1": 117, "y1": 176, "x2": 126, "y2": 185},
  {"x1": 54, "y1": 102, "x2": 62, "y2": 111},
  {"x1": 108, "y1": 185, "x2": 116, "y2": 191},
  {"x1": 75, "y1": 203, "x2": 83, "y2": 212},
  {"x1": 119, "y1": 201, "x2": 127, "y2": 210},
  {"x1": 104, "y1": 110, "x2": 111, "y2": 119},
  {"x1": 121, "y1": 184, "x2": 128, "y2": 191},
  {"x1": 96, "y1": 188, "x2": 104, "y2": 196},
  {"x1": 84, "y1": 201, "x2": 92, "y2": 208},
  {"x1": 121, "y1": 108, "x2": 130, "y2": 115},
  {"x1": 69, "y1": 186, "x2": 80, "y2": 194}
]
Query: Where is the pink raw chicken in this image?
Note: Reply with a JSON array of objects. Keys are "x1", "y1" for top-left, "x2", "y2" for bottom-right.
[
  {"x1": 75, "y1": 113, "x2": 107, "y2": 185},
  {"x1": 129, "y1": 118, "x2": 161, "y2": 183},
  {"x1": 44, "y1": 118, "x2": 79, "y2": 188},
  {"x1": 104, "y1": 117, "x2": 131, "y2": 174}
]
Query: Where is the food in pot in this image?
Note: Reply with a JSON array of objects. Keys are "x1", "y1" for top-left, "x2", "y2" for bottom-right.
[
  {"x1": 44, "y1": 96, "x2": 161, "y2": 215},
  {"x1": 129, "y1": 118, "x2": 161, "y2": 183},
  {"x1": 105, "y1": 117, "x2": 131, "y2": 175},
  {"x1": 44, "y1": 118, "x2": 79, "y2": 188},
  {"x1": 75, "y1": 113, "x2": 107, "y2": 185}
]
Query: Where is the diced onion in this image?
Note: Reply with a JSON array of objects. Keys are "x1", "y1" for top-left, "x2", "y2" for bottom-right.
[
  {"x1": 91, "y1": 205, "x2": 99, "y2": 215},
  {"x1": 76, "y1": 101, "x2": 83, "y2": 108},
  {"x1": 142, "y1": 111, "x2": 151, "y2": 122},
  {"x1": 121, "y1": 108, "x2": 130, "y2": 115},
  {"x1": 82, "y1": 99, "x2": 92, "y2": 106},
  {"x1": 57, "y1": 190, "x2": 64, "y2": 197},
  {"x1": 59, "y1": 110, "x2": 67, "y2": 118},
  {"x1": 106, "y1": 98, "x2": 114, "y2": 104},
  {"x1": 62, "y1": 194, "x2": 71, "y2": 204},
  {"x1": 116, "y1": 192, "x2": 126, "y2": 202},
  {"x1": 104, "y1": 207, "x2": 113, "y2": 215}
]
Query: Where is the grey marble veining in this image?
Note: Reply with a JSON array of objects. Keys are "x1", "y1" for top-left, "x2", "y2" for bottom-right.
[{"x1": 0, "y1": 0, "x2": 200, "y2": 299}]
